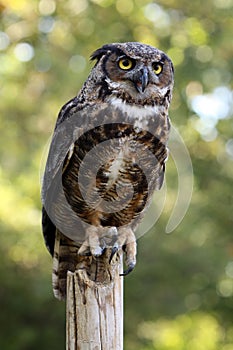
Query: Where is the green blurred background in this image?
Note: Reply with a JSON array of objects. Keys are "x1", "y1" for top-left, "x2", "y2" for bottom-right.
[{"x1": 0, "y1": 0, "x2": 233, "y2": 349}]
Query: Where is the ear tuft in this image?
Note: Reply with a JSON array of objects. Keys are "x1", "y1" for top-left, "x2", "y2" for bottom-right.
[{"x1": 90, "y1": 45, "x2": 113, "y2": 61}]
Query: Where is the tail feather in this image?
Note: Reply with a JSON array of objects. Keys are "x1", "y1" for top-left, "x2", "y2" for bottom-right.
[{"x1": 52, "y1": 230, "x2": 80, "y2": 300}]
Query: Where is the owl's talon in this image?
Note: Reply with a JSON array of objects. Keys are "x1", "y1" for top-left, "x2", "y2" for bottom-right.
[
  {"x1": 114, "y1": 227, "x2": 137, "y2": 276},
  {"x1": 120, "y1": 262, "x2": 136, "y2": 276},
  {"x1": 78, "y1": 227, "x2": 137, "y2": 276},
  {"x1": 109, "y1": 246, "x2": 118, "y2": 263}
]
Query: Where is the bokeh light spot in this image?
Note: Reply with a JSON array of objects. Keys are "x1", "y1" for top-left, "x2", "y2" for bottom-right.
[
  {"x1": 38, "y1": 0, "x2": 56, "y2": 15},
  {"x1": 217, "y1": 279, "x2": 233, "y2": 297},
  {"x1": 185, "y1": 17, "x2": 208, "y2": 45},
  {"x1": 68, "y1": 0, "x2": 88, "y2": 14},
  {"x1": 116, "y1": 0, "x2": 134, "y2": 15},
  {"x1": 167, "y1": 47, "x2": 184, "y2": 66},
  {"x1": 38, "y1": 16, "x2": 55, "y2": 33},
  {"x1": 144, "y1": 3, "x2": 171, "y2": 29},
  {"x1": 192, "y1": 86, "x2": 233, "y2": 121},
  {"x1": 14, "y1": 42, "x2": 34, "y2": 62},
  {"x1": 196, "y1": 45, "x2": 213, "y2": 62}
]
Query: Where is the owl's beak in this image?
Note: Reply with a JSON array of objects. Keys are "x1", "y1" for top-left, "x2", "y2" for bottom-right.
[{"x1": 133, "y1": 67, "x2": 149, "y2": 93}]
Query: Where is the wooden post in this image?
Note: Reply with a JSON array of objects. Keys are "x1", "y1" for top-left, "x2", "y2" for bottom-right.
[{"x1": 66, "y1": 250, "x2": 123, "y2": 350}]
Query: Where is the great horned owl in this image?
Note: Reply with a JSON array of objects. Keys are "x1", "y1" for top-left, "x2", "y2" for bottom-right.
[{"x1": 42, "y1": 42, "x2": 174, "y2": 300}]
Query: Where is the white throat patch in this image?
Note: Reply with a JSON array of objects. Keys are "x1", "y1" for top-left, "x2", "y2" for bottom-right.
[
  {"x1": 109, "y1": 97, "x2": 160, "y2": 116},
  {"x1": 109, "y1": 97, "x2": 161, "y2": 130}
]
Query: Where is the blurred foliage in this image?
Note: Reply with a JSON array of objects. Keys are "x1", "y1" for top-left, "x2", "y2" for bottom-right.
[
  {"x1": 138, "y1": 312, "x2": 233, "y2": 349},
  {"x1": 0, "y1": 0, "x2": 233, "y2": 349}
]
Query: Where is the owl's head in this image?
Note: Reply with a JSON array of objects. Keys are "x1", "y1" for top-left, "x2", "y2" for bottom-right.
[{"x1": 91, "y1": 42, "x2": 174, "y2": 107}]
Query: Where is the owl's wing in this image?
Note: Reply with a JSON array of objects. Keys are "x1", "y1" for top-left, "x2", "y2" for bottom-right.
[
  {"x1": 41, "y1": 97, "x2": 83, "y2": 254},
  {"x1": 41, "y1": 99, "x2": 111, "y2": 253},
  {"x1": 42, "y1": 97, "x2": 78, "y2": 198}
]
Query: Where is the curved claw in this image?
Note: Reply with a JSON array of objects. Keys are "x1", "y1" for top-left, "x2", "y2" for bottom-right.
[
  {"x1": 120, "y1": 262, "x2": 136, "y2": 276},
  {"x1": 93, "y1": 246, "x2": 106, "y2": 258},
  {"x1": 109, "y1": 246, "x2": 118, "y2": 263}
]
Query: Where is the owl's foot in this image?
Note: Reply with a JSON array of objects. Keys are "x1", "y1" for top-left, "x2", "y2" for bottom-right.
[
  {"x1": 117, "y1": 227, "x2": 137, "y2": 276},
  {"x1": 78, "y1": 226, "x2": 118, "y2": 257},
  {"x1": 108, "y1": 227, "x2": 137, "y2": 275},
  {"x1": 78, "y1": 226, "x2": 137, "y2": 275}
]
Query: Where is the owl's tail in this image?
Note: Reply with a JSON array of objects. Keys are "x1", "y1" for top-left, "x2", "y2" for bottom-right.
[{"x1": 52, "y1": 231, "x2": 82, "y2": 300}]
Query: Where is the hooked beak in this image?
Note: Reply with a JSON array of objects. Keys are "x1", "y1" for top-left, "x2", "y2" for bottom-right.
[{"x1": 133, "y1": 67, "x2": 149, "y2": 93}]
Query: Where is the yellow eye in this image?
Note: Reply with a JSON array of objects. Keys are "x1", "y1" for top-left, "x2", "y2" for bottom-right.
[
  {"x1": 152, "y1": 62, "x2": 163, "y2": 75},
  {"x1": 118, "y1": 58, "x2": 134, "y2": 70}
]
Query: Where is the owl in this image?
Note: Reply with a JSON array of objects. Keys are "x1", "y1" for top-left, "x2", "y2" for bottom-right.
[{"x1": 42, "y1": 42, "x2": 174, "y2": 300}]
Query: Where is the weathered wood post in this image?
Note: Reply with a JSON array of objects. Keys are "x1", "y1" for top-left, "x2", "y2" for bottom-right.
[{"x1": 66, "y1": 250, "x2": 123, "y2": 350}]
